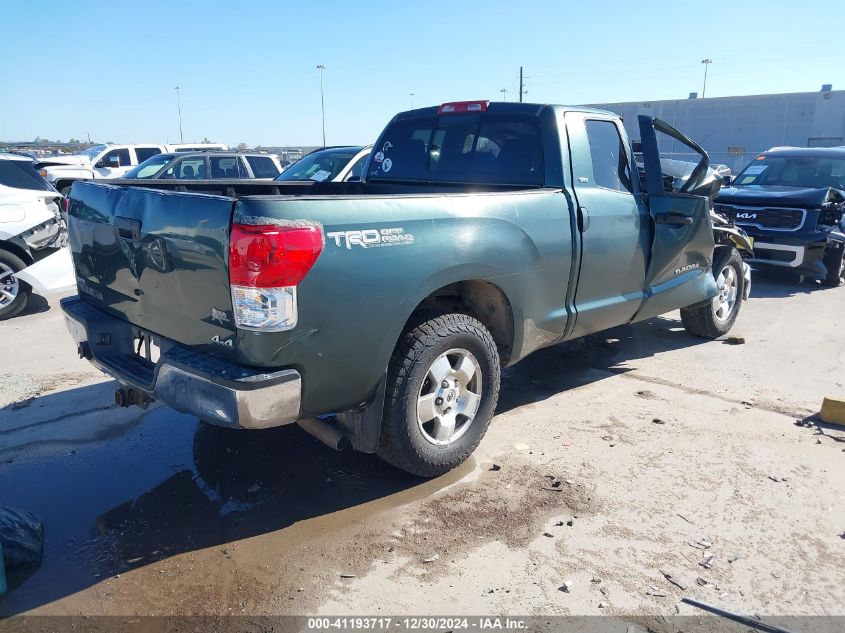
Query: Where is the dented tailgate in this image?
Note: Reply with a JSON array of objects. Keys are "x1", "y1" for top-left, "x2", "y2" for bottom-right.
[{"x1": 67, "y1": 182, "x2": 238, "y2": 361}]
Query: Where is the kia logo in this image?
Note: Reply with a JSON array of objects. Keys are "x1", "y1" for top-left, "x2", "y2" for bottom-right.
[{"x1": 736, "y1": 212, "x2": 757, "y2": 220}]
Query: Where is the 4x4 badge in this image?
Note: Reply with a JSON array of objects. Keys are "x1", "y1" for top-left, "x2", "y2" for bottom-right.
[{"x1": 211, "y1": 335, "x2": 234, "y2": 347}]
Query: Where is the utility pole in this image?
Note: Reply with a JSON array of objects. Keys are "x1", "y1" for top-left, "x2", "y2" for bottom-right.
[
  {"x1": 175, "y1": 86, "x2": 184, "y2": 143},
  {"x1": 700, "y1": 59, "x2": 712, "y2": 98},
  {"x1": 316, "y1": 65, "x2": 326, "y2": 147},
  {"x1": 519, "y1": 66, "x2": 524, "y2": 103},
  {"x1": 500, "y1": 88, "x2": 507, "y2": 102},
  {"x1": 410, "y1": 93, "x2": 415, "y2": 109}
]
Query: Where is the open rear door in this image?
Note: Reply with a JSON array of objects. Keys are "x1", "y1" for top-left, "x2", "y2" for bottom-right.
[{"x1": 632, "y1": 116, "x2": 718, "y2": 322}]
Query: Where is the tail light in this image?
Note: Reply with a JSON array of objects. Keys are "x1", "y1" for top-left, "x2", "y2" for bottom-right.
[
  {"x1": 229, "y1": 223, "x2": 324, "y2": 331},
  {"x1": 437, "y1": 100, "x2": 489, "y2": 115}
]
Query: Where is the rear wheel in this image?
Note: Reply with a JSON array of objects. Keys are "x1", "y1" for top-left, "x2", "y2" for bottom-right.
[
  {"x1": 377, "y1": 313, "x2": 500, "y2": 477},
  {"x1": 0, "y1": 249, "x2": 30, "y2": 320},
  {"x1": 821, "y1": 244, "x2": 844, "y2": 287},
  {"x1": 681, "y1": 247, "x2": 744, "y2": 339}
]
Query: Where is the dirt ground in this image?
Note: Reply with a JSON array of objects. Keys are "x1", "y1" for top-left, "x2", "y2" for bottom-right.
[{"x1": 1, "y1": 270, "x2": 844, "y2": 624}]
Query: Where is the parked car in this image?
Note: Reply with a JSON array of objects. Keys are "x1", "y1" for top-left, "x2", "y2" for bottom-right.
[
  {"x1": 36, "y1": 143, "x2": 228, "y2": 195},
  {"x1": 276, "y1": 146, "x2": 371, "y2": 182},
  {"x1": 0, "y1": 153, "x2": 72, "y2": 319},
  {"x1": 62, "y1": 101, "x2": 744, "y2": 477},
  {"x1": 122, "y1": 152, "x2": 283, "y2": 180},
  {"x1": 715, "y1": 147, "x2": 845, "y2": 286}
]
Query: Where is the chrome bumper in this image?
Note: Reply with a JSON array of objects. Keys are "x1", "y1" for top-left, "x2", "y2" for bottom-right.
[{"x1": 61, "y1": 296, "x2": 301, "y2": 429}]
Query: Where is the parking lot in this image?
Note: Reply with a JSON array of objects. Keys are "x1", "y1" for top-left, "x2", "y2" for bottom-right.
[{"x1": 1, "y1": 268, "x2": 843, "y2": 619}]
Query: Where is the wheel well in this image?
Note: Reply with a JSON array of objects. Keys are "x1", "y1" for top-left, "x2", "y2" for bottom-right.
[
  {"x1": 408, "y1": 280, "x2": 515, "y2": 364},
  {"x1": 0, "y1": 240, "x2": 34, "y2": 266}
]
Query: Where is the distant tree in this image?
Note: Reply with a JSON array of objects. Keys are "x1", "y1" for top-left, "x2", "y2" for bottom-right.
[
  {"x1": 236, "y1": 142, "x2": 248, "y2": 151},
  {"x1": 202, "y1": 136, "x2": 212, "y2": 144},
  {"x1": 34, "y1": 136, "x2": 42, "y2": 143},
  {"x1": 68, "y1": 137, "x2": 80, "y2": 144}
]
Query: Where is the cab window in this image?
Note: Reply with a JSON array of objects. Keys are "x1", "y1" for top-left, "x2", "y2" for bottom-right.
[
  {"x1": 135, "y1": 147, "x2": 162, "y2": 163},
  {"x1": 584, "y1": 120, "x2": 632, "y2": 193},
  {"x1": 210, "y1": 156, "x2": 243, "y2": 178},
  {"x1": 100, "y1": 148, "x2": 131, "y2": 168}
]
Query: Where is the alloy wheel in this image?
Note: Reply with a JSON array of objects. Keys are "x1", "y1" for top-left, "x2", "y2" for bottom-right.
[{"x1": 416, "y1": 348, "x2": 483, "y2": 446}]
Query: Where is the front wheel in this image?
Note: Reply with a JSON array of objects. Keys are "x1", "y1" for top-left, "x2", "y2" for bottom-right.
[
  {"x1": 821, "y1": 244, "x2": 844, "y2": 287},
  {"x1": 681, "y1": 247, "x2": 745, "y2": 339},
  {"x1": 377, "y1": 313, "x2": 501, "y2": 477},
  {"x1": 0, "y1": 249, "x2": 30, "y2": 320}
]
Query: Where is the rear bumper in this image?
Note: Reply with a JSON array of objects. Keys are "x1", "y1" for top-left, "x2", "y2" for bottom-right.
[{"x1": 61, "y1": 296, "x2": 301, "y2": 429}]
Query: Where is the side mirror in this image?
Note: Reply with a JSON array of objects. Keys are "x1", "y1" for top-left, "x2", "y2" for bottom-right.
[{"x1": 95, "y1": 160, "x2": 105, "y2": 168}]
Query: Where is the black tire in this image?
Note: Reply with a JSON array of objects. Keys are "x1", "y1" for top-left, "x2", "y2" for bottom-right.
[
  {"x1": 0, "y1": 248, "x2": 30, "y2": 320},
  {"x1": 681, "y1": 247, "x2": 744, "y2": 339},
  {"x1": 821, "y1": 244, "x2": 844, "y2": 287},
  {"x1": 377, "y1": 313, "x2": 500, "y2": 477}
]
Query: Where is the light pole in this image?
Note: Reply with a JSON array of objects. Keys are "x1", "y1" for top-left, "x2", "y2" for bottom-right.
[
  {"x1": 175, "y1": 86, "x2": 184, "y2": 143},
  {"x1": 500, "y1": 88, "x2": 507, "y2": 102},
  {"x1": 410, "y1": 93, "x2": 415, "y2": 109},
  {"x1": 316, "y1": 64, "x2": 326, "y2": 147},
  {"x1": 700, "y1": 59, "x2": 712, "y2": 98}
]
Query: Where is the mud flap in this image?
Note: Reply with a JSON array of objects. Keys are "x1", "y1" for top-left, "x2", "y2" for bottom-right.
[
  {"x1": 335, "y1": 373, "x2": 387, "y2": 453},
  {"x1": 13, "y1": 247, "x2": 75, "y2": 296}
]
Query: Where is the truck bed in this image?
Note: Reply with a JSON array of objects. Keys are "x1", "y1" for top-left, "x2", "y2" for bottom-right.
[{"x1": 67, "y1": 178, "x2": 574, "y2": 417}]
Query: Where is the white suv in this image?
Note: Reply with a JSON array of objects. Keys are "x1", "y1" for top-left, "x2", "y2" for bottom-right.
[
  {"x1": 37, "y1": 143, "x2": 228, "y2": 194},
  {"x1": 0, "y1": 154, "x2": 71, "y2": 319}
]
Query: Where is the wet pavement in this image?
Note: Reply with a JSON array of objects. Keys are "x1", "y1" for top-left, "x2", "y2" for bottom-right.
[{"x1": 0, "y1": 404, "x2": 431, "y2": 615}]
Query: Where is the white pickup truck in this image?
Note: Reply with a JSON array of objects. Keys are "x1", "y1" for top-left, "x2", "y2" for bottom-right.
[{"x1": 37, "y1": 143, "x2": 227, "y2": 195}]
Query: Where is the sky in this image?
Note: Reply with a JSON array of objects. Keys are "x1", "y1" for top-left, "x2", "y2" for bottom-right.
[{"x1": 2, "y1": 0, "x2": 843, "y2": 147}]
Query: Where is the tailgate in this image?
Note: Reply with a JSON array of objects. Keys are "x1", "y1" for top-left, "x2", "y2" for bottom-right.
[{"x1": 68, "y1": 181, "x2": 237, "y2": 361}]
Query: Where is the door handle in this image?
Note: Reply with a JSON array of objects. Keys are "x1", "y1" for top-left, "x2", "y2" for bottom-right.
[
  {"x1": 654, "y1": 212, "x2": 693, "y2": 226},
  {"x1": 578, "y1": 206, "x2": 590, "y2": 232},
  {"x1": 114, "y1": 216, "x2": 142, "y2": 242}
]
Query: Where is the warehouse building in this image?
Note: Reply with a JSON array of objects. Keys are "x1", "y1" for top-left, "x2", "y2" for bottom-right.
[{"x1": 585, "y1": 86, "x2": 845, "y2": 172}]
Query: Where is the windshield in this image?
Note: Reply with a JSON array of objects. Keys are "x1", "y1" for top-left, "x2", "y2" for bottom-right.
[
  {"x1": 79, "y1": 144, "x2": 107, "y2": 160},
  {"x1": 124, "y1": 154, "x2": 175, "y2": 179},
  {"x1": 366, "y1": 114, "x2": 544, "y2": 186},
  {"x1": 734, "y1": 155, "x2": 845, "y2": 189},
  {"x1": 276, "y1": 148, "x2": 359, "y2": 181}
]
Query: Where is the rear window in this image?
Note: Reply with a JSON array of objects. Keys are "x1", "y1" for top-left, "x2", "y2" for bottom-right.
[
  {"x1": 246, "y1": 155, "x2": 280, "y2": 178},
  {"x1": 135, "y1": 147, "x2": 162, "y2": 163},
  {"x1": 367, "y1": 114, "x2": 544, "y2": 186},
  {"x1": 0, "y1": 158, "x2": 53, "y2": 191}
]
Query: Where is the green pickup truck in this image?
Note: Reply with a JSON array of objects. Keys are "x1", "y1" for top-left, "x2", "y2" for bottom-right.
[{"x1": 62, "y1": 101, "x2": 747, "y2": 476}]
